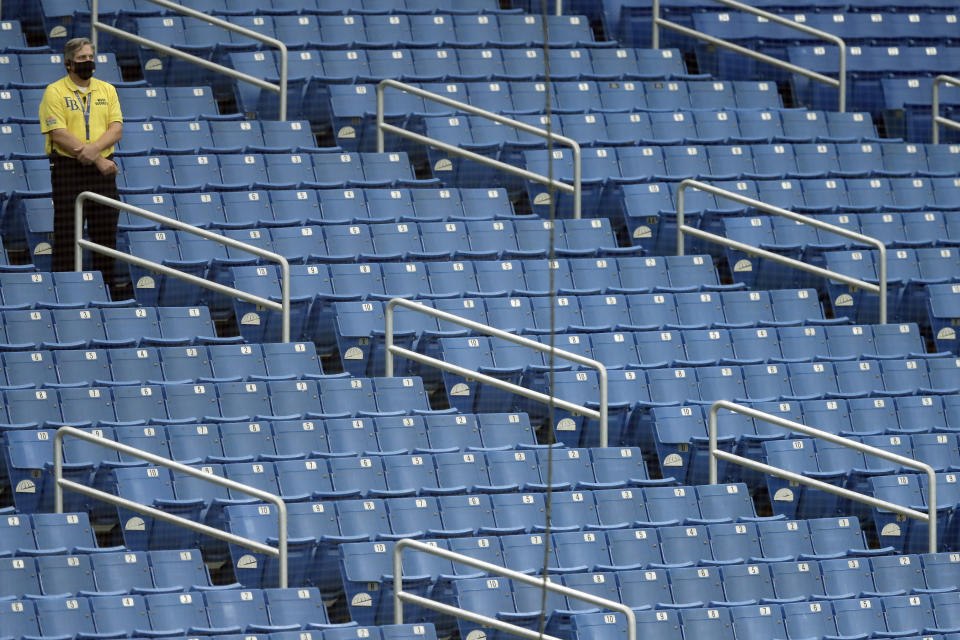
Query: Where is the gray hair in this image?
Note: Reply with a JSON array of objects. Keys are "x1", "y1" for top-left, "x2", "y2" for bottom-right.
[{"x1": 63, "y1": 37, "x2": 95, "y2": 64}]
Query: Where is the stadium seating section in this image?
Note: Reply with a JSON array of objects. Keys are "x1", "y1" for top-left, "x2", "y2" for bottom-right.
[{"x1": 2, "y1": 3, "x2": 960, "y2": 640}]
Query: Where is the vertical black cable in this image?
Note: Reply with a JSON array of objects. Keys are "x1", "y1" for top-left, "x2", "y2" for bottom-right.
[{"x1": 536, "y1": 0, "x2": 556, "y2": 638}]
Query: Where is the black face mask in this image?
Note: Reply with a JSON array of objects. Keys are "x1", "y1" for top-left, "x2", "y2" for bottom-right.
[{"x1": 70, "y1": 60, "x2": 95, "y2": 80}]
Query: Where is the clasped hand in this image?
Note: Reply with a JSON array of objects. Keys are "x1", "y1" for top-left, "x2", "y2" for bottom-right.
[
  {"x1": 73, "y1": 144, "x2": 118, "y2": 176},
  {"x1": 73, "y1": 142, "x2": 101, "y2": 165}
]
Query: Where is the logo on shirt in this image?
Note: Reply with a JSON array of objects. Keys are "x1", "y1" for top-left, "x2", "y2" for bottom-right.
[
  {"x1": 64, "y1": 96, "x2": 80, "y2": 111},
  {"x1": 96, "y1": 98, "x2": 107, "y2": 106},
  {"x1": 44, "y1": 117, "x2": 57, "y2": 127}
]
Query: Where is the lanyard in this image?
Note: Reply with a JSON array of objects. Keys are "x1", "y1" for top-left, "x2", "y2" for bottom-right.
[{"x1": 73, "y1": 89, "x2": 92, "y2": 142}]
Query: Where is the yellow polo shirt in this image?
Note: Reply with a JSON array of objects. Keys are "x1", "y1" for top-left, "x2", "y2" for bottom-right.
[{"x1": 38, "y1": 75, "x2": 123, "y2": 158}]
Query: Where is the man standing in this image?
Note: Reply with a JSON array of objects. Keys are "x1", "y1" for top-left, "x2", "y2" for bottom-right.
[{"x1": 39, "y1": 37, "x2": 123, "y2": 295}]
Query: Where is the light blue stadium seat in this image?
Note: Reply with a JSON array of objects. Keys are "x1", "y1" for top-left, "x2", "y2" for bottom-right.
[
  {"x1": 0, "y1": 556, "x2": 42, "y2": 598},
  {"x1": 143, "y1": 590, "x2": 210, "y2": 635}
]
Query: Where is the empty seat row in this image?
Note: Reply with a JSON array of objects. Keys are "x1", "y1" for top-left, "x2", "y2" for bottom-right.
[
  {"x1": 0, "y1": 375, "x2": 430, "y2": 428},
  {"x1": 130, "y1": 219, "x2": 623, "y2": 272},
  {"x1": 0, "y1": 587, "x2": 331, "y2": 640},
  {"x1": 789, "y1": 45, "x2": 960, "y2": 111},
  {"x1": 117, "y1": 478, "x2": 744, "y2": 562},
  {"x1": 440, "y1": 336, "x2": 941, "y2": 439},
  {"x1": 631, "y1": 173, "x2": 960, "y2": 216},
  {"x1": 764, "y1": 437, "x2": 960, "y2": 522},
  {"x1": 0, "y1": 156, "x2": 51, "y2": 196},
  {"x1": 693, "y1": 14, "x2": 960, "y2": 105},
  {"x1": 0, "y1": 86, "x2": 219, "y2": 124},
  {"x1": 146, "y1": 254, "x2": 726, "y2": 344},
  {"x1": 536, "y1": 141, "x2": 960, "y2": 184},
  {"x1": 0, "y1": 151, "x2": 418, "y2": 198},
  {"x1": 120, "y1": 151, "x2": 413, "y2": 193},
  {"x1": 0, "y1": 510, "x2": 99, "y2": 555},
  {"x1": 453, "y1": 555, "x2": 958, "y2": 639},
  {"x1": 0, "y1": 270, "x2": 113, "y2": 307},
  {"x1": 622, "y1": 179, "x2": 960, "y2": 255},
  {"x1": 769, "y1": 435, "x2": 960, "y2": 491},
  {"x1": 0, "y1": 342, "x2": 322, "y2": 388},
  {"x1": 154, "y1": 482, "x2": 696, "y2": 573},
  {"x1": 351, "y1": 287, "x2": 825, "y2": 338},
  {"x1": 12, "y1": 413, "x2": 538, "y2": 470},
  {"x1": 646, "y1": 395, "x2": 960, "y2": 486},
  {"x1": 459, "y1": 551, "x2": 954, "y2": 613},
  {"x1": 444, "y1": 320, "x2": 929, "y2": 389},
  {"x1": 545, "y1": 361, "x2": 956, "y2": 450},
  {"x1": 821, "y1": 247, "x2": 960, "y2": 324},
  {"x1": 883, "y1": 76, "x2": 960, "y2": 111},
  {"x1": 35, "y1": 0, "x2": 498, "y2": 16},
  {"x1": 427, "y1": 110, "x2": 878, "y2": 161},
  {"x1": 441, "y1": 319, "x2": 927, "y2": 383},
  {"x1": 337, "y1": 515, "x2": 870, "y2": 626},
  {"x1": 242, "y1": 254, "x2": 721, "y2": 301},
  {"x1": 871, "y1": 473, "x2": 960, "y2": 552},
  {"x1": 609, "y1": 0, "x2": 960, "y2": 48},
  {"x1": 222, "y1": 493, "x2": 865, "y2": 598},
  {"x1": 337, "y1": 77, "x2": 782, "y2": 124},
  {"x1": 105, "y1": 448, "x2": 657, "y2": 518},
  {"x1": 626, "y1": 176, "x2": 960, "y2": 222},
  {"x1": 0, "y1": 52, "x2": 123, "y2": 87},
  {"x1": 427, "y1": 114, "x2": 880, "y2": 188},
  {"x1": 724, "y1": 235, "x2": 960, "y2": 317},
  {"x1": 2, "y1": 378, "x2": 432, "y2": 513},
  {"x1": 726, "y1": 212, "x2": 960, "y2": 257},
  {"x1": 138, "y1": 13, "x2": 595, "y2": 50},
  {"x1": 113, "y1": 119, "x2": 316, "y2": 156},
  {"x1": 330, "y1": 80, "x2": 784, "y2": 149},
  {"x1": 0, "y1": 305, "x2": 222, "y2": 350},
  {"x1": 114, "y1": 187, "x2": 516, "y2": 230},
  {"x1": 222, "y1": 256, "x2": 724, "y2": 345},
  {"x1": 335, "y1": 289, "x2": 828, "y2": 376},
  {"x1": 0, "y1": 548, "x2": 212, "y2": 597},
  {"x1": 568, "y1": 595, "x2": 960, "y2": 640},
  {"x1": 881, "y1": 77, "x2": 960, "y2": 141},
  {"x1": 232, "y1": 47, "x2": 689, "y2": 122},
  {"x1": 693, "y1": 10, "x2": 960, "y2": 46},
  {"x1": 226, "y1": 45, "x2": 683, "y2": 89},
  {"x1": 15, "y1": 188, "x2": 519, "y2": 270}
]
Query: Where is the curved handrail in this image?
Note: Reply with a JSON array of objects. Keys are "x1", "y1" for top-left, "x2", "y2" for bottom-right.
[
  {"x1": 707, "y1": 400, "x2": 938, "y2": 553},
  {"x1": 54, "y1": 425, "x2": 289, "y2": 587},
  {"x1": 933, "y1": 75, "x2": 960, "y2": 144},
  {"x1": 91, "y1": 0, "x2": 288, "y2": 120},
  {"x1": 376, "y1": 78, "x2": 583, "y2": 218},
  {"x1": 651, "y1": 0, "x2": 847, "y2": 111},
  {"x1": 384, "y1": 297, "x2": 609, "y2": 446},
  {"x1": 75, "y1": 191, "x2": 292, "y2": 342},
  {"x1": 393, "y1": 538, "x2": 637, "y2": 640},
  {"x1": 676, "y1": 179, "x2": 887, "y2": 324}
]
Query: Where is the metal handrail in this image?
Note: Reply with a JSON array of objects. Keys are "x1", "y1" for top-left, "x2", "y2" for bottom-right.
[
  {"x1": 376, "y1": 79, "x2": 583, "y2": 219},
  {"x1": 932, "y1": 75, "x2": 960, "y2": 144},
  {"x1": 91, "y1": 0, "x2": 288, "y2": 120},
  {"x1": 54, "y1": 425, "x2": 289, "y2": 586},
  {"x1": 707, "y1": 400, "x2": 938, "y2": 553},
  {"x1": 651, "y1": 0, "x2": 847, "y2": 112},
  {"x1": 394, "y1": 538, "x2": 637, "y2": 640},
  {"x1": 384, "y1": 297, "x2": 610, "y2": 446},
  {"x1": 676, "y1": 179, "x2": 887, "y2": 324},
  {"x1": 75, "y1": 191, "x2": 292, "y2": 342}
]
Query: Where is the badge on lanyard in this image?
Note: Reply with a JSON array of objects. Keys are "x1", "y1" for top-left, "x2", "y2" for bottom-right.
[{"x1": 74, "y1": 90, "x2": 91, "y2": 142}]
